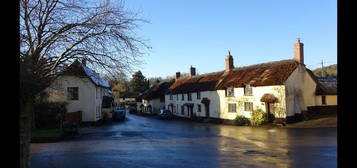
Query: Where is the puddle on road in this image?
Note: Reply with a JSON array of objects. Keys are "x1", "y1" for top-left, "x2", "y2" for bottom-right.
[{"x1": 121, "y1": 131, "x2": 142, "y2": 137}]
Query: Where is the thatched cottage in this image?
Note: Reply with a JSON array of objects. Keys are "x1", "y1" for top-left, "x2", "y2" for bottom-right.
[
  {"x1": 137, "y1": 82, "x2": 172, "y2": 114},
  {"x1": 45, "y1": 60, "x2": 112, "y2": 122},
  {"x1": 165, "y1": 40, "x2": 327, "y2": 122}
]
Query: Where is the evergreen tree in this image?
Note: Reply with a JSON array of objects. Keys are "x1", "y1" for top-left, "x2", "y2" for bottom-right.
[{"x1": 130, "y1": 71, "x2": 149, "y2": 93}]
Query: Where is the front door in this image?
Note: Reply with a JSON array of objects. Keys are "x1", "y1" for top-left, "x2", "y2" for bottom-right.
[
  {"x1": 205, "y1": 104, "x2": 210, "y2": 118},
  {"x1": 189, "y1": 106, "x2": 194, "y2": 119},
  {"x1": 266, "y1": 103, "x2": 275, "y2": 122}
]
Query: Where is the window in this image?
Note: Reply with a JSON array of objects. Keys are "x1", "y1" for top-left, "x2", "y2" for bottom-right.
[
  {"x1": 228, "y1": 103, "x2": 236, "y2": 112},
  {"x1": 181, "y1": 105, "x2": 184, "y2": 114},
  {"x1": 188, "y1": 93, "x2": 192, "y2": 101},
  {"x1": 197, "y1": 104, "x2": 201, "y2": 112},
  {"x1": 170, "y1": 94, "x2": 173, "y2": 100},
  {"x1": 322, "y1": 96, "x2": 326, "y2": 105},
  {"x1": 244, "y1": 85, "x2": 253, "y2": 96},
  {"x1": 67, "y1": 87, "x2": 79, "y2": 100},
  {"x1": 225, "y1": 87, "x2": 234, "y2": 97},
  {"x1": 182, "y1": 94, "x2": 184, "y2": 100},
  {"x1": 176, "y1": 94, "x2": 178, "y2": 100},
  {"x1": 197, "y1": 92, "x2": 201, "y2": 99},
  {"x1": 244, "y1": 102, "x2": 253, "y2": 111}
]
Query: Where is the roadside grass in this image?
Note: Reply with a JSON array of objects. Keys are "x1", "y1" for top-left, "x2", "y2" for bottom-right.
[{"x1": 32, "y1": 129, "x2": 62, "y2": 138}]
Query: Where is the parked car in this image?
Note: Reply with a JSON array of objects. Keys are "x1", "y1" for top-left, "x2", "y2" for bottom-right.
[
  {"x1": 127, "y1": 104, "x2": 137, "y2": 114},
  {"x1": 113, "y1": 107, "x2": 126, "y2": 121},
  {"x1": 158, "y1": 109, "x2": 173, "y2": 120}
]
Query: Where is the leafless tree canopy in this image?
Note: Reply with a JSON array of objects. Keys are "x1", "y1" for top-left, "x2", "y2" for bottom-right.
[{"x1": 20, "y1": 0, "x2": 150, "y2": 93}]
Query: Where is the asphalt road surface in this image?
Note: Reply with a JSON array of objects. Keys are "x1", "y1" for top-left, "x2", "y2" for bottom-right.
[{"x1": 31, "y1": 113, "x2": 337, "y2": 168}]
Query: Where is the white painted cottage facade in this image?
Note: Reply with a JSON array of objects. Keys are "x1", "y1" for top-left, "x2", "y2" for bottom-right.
[
  {"x1": 165, "y1": 40, "x2": 326, "y2": 122},
  {"x1": 46, "y1": 60, "x2": 111, "y2": 122},
  {"x1": 137, "y1": 82, "x2": 172, "y2": 114}
]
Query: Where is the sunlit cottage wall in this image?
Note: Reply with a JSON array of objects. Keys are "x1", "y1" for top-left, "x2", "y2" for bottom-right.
[
  {"x1": 315, "y1": 95, "x2": 337, "y2": 106},
  {"x1": 165, "y1": 86, "x2": 287, "y2": 119},
  {"x1": 141, "y1": 98, "x2": 165, "y2": 114},
  {"x1": 216, "y1": 86, "x2": 287, "y2": 119},
  {"x1": 46, "y1": 76, "x2": 109, "y2": 122},
  {"x1": 284, "y1": 66, "x2": 318, "y2": 116},
  {"x1": 138, "y1": 82, "x2": 171, "y2": 114},
  {"x1": 45, "y1": 60, "x2": 111, "y2": 122}
]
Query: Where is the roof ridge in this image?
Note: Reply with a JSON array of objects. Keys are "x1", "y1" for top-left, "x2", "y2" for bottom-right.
[{"x1": 232, "y1": 59, "x2": 297, "y2": 71}]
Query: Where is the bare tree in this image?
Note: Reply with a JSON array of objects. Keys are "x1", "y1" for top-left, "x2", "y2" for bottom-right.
[{"x1": 20, "y1": 0, "x2": 150, "y2": 167}]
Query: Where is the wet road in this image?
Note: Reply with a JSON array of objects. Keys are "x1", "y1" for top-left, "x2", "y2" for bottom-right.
[{"x1": 31, "y1": 113, "x2": 337, "y2": 168}]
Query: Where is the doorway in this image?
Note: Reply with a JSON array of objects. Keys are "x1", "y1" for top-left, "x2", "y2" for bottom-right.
[
  {"x1": 205, "y1": 104, "x2": 210, "y2": 118},
  {"x1": 265, "y1": 103, "x2": 275, "y2": 122}
]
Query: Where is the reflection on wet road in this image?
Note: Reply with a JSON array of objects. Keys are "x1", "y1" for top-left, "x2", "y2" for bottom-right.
[{"x1": 31, "y1": 113, "x2": 337, "y2": 168}]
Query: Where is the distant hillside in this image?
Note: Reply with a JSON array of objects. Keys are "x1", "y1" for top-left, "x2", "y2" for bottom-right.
[{"x1": 312, "y1": 64, "x2": 337, "y2": 77}]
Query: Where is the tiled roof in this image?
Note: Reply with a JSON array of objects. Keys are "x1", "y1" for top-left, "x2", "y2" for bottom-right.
[
  {"x1": 315, "y1": 76, "x2": 337, "y2": 95},
  {"x1": 166, "y1": 59, "x2": 301, "y2": 94}
]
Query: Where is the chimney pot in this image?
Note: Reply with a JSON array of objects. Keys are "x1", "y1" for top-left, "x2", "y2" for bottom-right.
[
  {"x1": 176, "y1": 72, "x2": 181, "y2": 80},
  {"x1": 190, "y1": 66, "x2": 196, "y2": 76}
]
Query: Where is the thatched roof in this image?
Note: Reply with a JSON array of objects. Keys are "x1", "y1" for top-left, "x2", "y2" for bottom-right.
[
  {"x1": 119, "y1": 92, "x2": 139, "y2": 98},
  {"x1": 140, "y1": 82, "x2": 172, "y2": 100},
  {"x1": 166, "y1": 59, "x2": 301, "y2": 94},
  {"x1": 260, "y1": 94, "x2": 279, "y2": 103},
  {"x1": 61, "y1": 60, "x2": 110, "y2": 88}
]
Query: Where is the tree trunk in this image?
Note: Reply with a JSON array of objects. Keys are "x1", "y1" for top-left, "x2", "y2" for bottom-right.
[{"x1": 20, "y1": 100, "x2": 33, "y2": 168}]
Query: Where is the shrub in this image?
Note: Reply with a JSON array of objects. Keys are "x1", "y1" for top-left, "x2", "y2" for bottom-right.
[
  {"x1": 34, "y1": 102, "x2": 67, "y2": 129},
  {"x1": 101, "y1": 112, "x2": 111, "y2": 124},
  {"x1": 234, "y1": 115, "x2": 250, "y2": 126},
  {"x1": 249, "y1": 109, "x2": 268, "y2": 126}
]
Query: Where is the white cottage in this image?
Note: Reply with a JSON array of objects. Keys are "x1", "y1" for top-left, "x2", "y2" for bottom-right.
[
  {"x1": 165, "y1": 40, "x2": 326, "y2": 123},
  {"x1": 46, "y1": 60, "x2": 112, "y2": 122},
  {"x1": 137, "y1": 82, "x2": 172, "y2": 114}
]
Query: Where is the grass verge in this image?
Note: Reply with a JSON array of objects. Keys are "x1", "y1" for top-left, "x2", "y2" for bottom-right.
[{"x1": 32, "y1": 129, "x2": 62, "y2": 138}]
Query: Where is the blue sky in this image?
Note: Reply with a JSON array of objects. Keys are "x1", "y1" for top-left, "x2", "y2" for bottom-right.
[{"x1": 124, "y1": 0, "x2": 337, "y2": 78}]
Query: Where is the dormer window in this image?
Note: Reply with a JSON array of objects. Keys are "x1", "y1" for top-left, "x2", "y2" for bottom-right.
[
  {"x1": 244, "y1": 84, "x2": 252, "y2": 96},
  {"x1": 225, "y1": 87, "x2": 234, "y2": 97}
]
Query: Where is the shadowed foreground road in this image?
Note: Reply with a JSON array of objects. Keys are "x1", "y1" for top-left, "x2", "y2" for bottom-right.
[{"x1": 31, "y1": 113, "x2": 336, "y2": 168}]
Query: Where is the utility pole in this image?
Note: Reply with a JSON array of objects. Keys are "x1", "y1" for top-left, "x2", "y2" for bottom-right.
[{"x1": 321, "y1": 59, "x2": 324, "y2": 77}]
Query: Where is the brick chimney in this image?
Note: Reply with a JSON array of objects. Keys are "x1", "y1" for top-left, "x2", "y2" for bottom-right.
[
  {"x1": 190, "y1": 66, "x2": 196, "y2": 76},
  {"x1": 293, "y1": 38, "x2": 304, "y2": 64},
  {"x1": 175, "y1": 72, "x2": 181, "y2": 80},
  {"x1": 225, "y1": 51, "x2": 234, "y2": 72}
]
